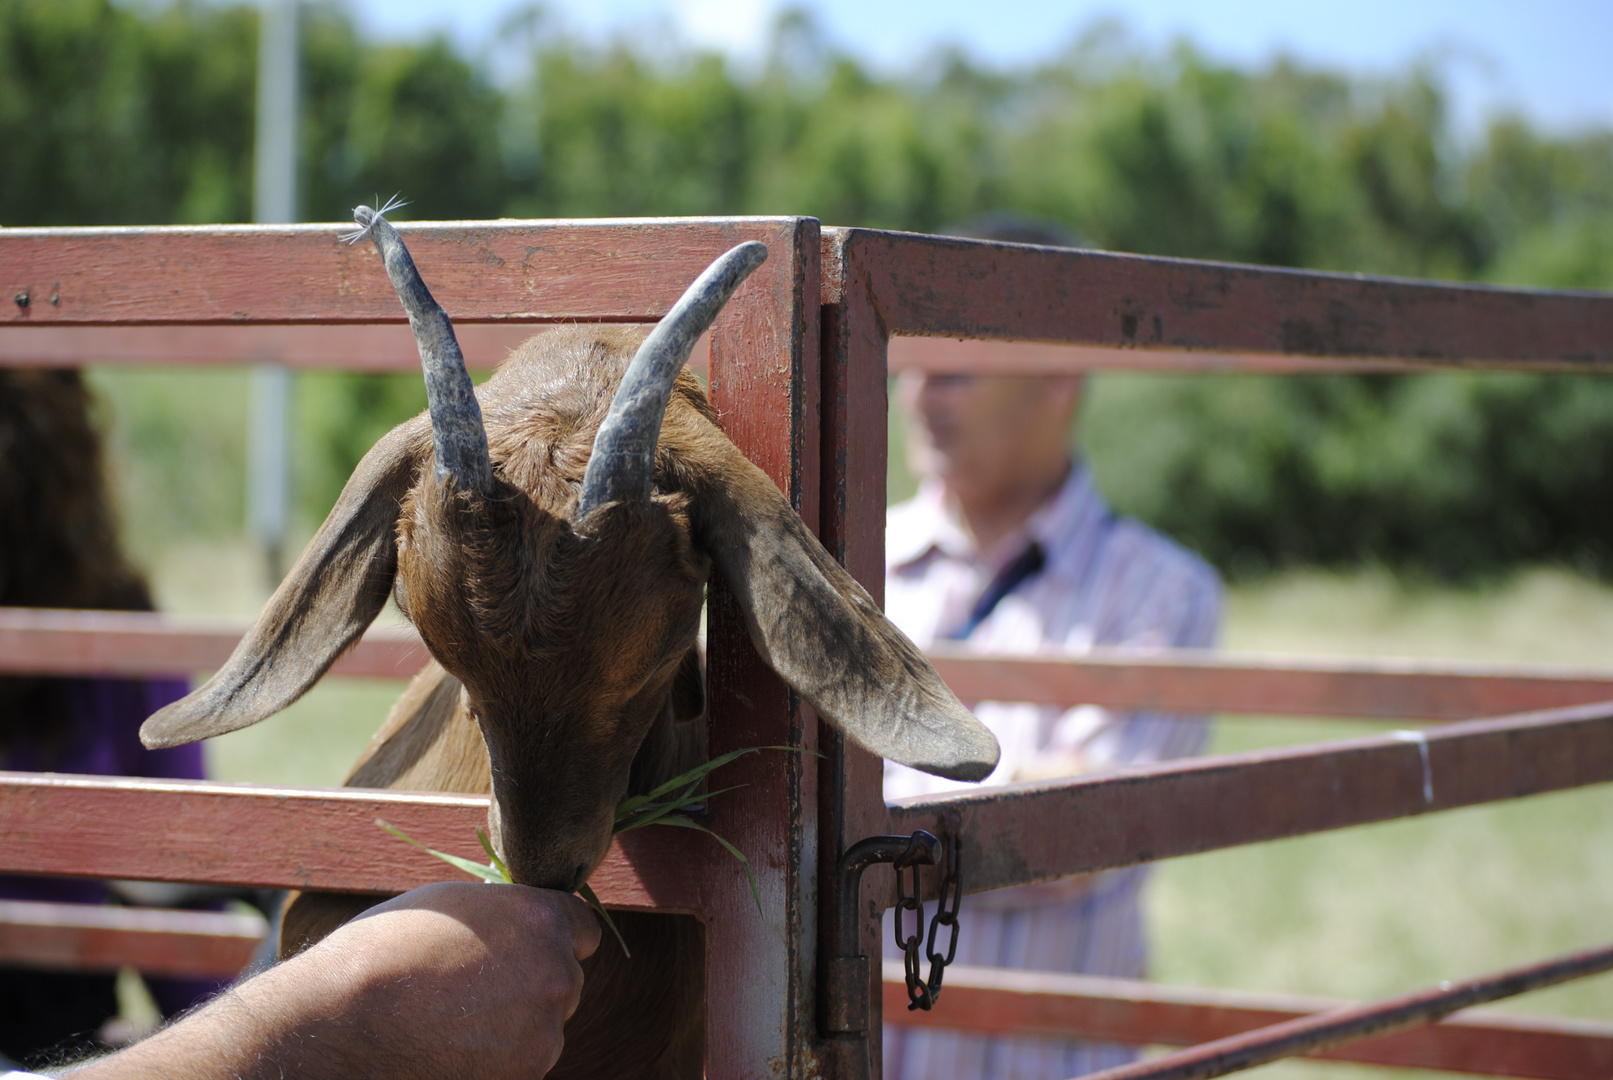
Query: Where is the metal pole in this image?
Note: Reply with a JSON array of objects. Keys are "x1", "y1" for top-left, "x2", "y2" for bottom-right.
[
  {"x1": 1075, "y1": 940, "x2": 1613, "y2": 1080},
  {"x1": 248, "y1": 0, "x2": 297, "y2": 585}
]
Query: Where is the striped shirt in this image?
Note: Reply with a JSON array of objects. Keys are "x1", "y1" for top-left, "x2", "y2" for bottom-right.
[{"x1": 882, "y1": 462, "x2": 1222, "y2": 1080}]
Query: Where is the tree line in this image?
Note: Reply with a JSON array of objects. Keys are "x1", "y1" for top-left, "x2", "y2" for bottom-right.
[{"x1": 6, "y1": 0, "x2": 1613, "y2": 578}]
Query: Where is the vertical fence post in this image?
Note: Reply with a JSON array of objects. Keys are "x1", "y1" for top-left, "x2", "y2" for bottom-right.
[
  {"x1": 704, "y1": 218, "x2": 824, "y2": 1079},
  {"x1": 817, "y1": 229, "x2": 896, "y2": 1080},
  {"x1": 248, "y1": 0, "x2": 299, "y2": 584}
]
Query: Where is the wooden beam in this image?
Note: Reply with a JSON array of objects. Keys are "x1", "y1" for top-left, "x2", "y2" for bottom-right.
[
  {"x1": 0, "y1": 900, "x2": 264, "y2": 978},
  {"x1": 0, "y1": 772, "x2": 707, "y2": 911},
  {"x1": 1074, "y1": 942, "x2": 1613, "y2": 1080},
  {"x1": 0, "y1": 324, "x2": 712, "y2": 373},
  {"x1": 12, "y1": 609, "x2": 1613, "y2": 722},
  {"x1": 1, "y1": 220, "x2": 803, "y2": 326},
  {"x1": 927, "y1": 646, "x2": 1613, "y2": 721},
  {"x1": 883, "y1": 964, "x2": 1613, "y2": 1080},
  {"x1": 0, "y1": 607, "x2": 428, "y2": 680},
  {"x1": 886, "y1": 336, "x2": 1422, "y2": 374},
  {"x1": 890, "y1": 701, "x2": 1613, "y2": 895},
  {"x1": 829, "y1": 229, "x2": 1613, "y2": 370}
]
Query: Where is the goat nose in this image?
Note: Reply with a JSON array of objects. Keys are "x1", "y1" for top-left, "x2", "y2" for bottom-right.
[{"x1": 572, "y1": 863, "x2": 590, "y2": 892}]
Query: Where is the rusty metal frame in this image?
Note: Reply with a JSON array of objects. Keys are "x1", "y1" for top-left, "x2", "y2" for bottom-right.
[
  {"x1": 882, "y1": 962, "x2": 1613, "y2": 1079},
  {"x1": 815, "y1": 226, "x2": 1613, "y2": 1078},
  {"x1": 4, "y1": 221, "x2": 1613, "y2": 1076},
  {"x1": 889, "y1": 701, "x2": 1613, "y2": 895},
  {"x1": 1, "y1": 216, "x2": 829, "y2": 1080}
]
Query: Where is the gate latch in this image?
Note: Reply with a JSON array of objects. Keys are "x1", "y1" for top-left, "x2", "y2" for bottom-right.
[
  {"x1": 824, "y1": 829, "x2": 964, "y2": 1034},
  {"x1": 896, "y1": 829, "x2": 962, "y2": 1012}
]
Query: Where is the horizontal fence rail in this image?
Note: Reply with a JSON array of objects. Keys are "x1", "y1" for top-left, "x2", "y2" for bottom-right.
[
  {"x1": 0, "y1": 773, "x2": 709, "y2": 912},
  {"x1": 0, "y1": 324, "x2": 1515, "y2": 378},
  {"x1": 6, "y1": 905, "x2": 1606, "y2": 1080},
  {"x1": 9, "y1": 225, "x2": 1610, "y2": 371},
  {"x1": 881, "y1": 963, "x2": 1613, "y2": 1080},
  {"x1": 1079, "y1": 941, "x2": 1613, "y2": 1080},
  {"x1": 0, "y1": 900, "x2": 264, "y2": 979},
  {"x1": 926, "y1": 646, "x2": 1613, "y2": 721},
  {"x1": 890, "y1": 700, "x2": 1613, "y2": 895},
  {"x1": 0, "y1": 219, "x2": 798, "y2": 326},
  {"x1": 7, "y1": 700, "x2": 1609, "y2": 906},
  {"x1": 0, "y1": 608, "x2": 429, "y2": 680},
  {"x1": 826, "y1": 228, "x2": 1613, "y2": 370},
  {"x1": 0, "y1": 324, "x2": 714, "y2": 374},
  {"x1": 885, "y1": 336, "x2": 1426, "y2": 375},
  {"x1": 10, "y1": 609, "x2": 1613, "y2": 721}
]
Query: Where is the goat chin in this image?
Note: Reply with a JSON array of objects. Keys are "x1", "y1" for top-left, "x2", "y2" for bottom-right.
[{"x1": 279, "y1": 659, "x2": 708, "y2": 1080}]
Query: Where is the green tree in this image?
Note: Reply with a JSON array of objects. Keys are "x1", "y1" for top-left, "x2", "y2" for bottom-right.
[
  {"x1": 0, "y1": 0, "x2": 255, "y2": 227},
  {"x1": 9, "y1": 1, "x2": 1613, "y2": 579}
]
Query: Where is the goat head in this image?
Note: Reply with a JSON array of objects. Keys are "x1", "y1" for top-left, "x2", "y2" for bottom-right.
[{"x1": 140, "y1": 211, "x2": 998, "y2": 896}]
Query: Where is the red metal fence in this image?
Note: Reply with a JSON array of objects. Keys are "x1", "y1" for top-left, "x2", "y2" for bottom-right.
[{"x1": 3, "y1": 218, "x2": 1612, "y2": 1078}]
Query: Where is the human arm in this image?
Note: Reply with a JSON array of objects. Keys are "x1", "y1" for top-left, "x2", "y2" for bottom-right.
[{"x1": 68, "y1": 881, "x2": 600, "y2": 1080}]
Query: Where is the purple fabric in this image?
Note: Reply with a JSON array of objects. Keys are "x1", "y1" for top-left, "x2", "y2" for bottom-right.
[
  {"x1": 0, "y1": 675, "x2": 225, "y2": 1017},
  {"x1": 1, "y1": 678, "x2": 198, "y2": 779},
  {"x1": 0, "y1": 676, "x2": 196, "y2": 905}
]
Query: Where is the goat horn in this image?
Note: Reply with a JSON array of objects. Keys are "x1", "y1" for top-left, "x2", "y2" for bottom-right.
[
  {"x1": 351, "y1": 203, "x2": 493, "y2": 494},
  {"x1": 579, "y1": 241, "x2": 768, "y2": 515}
]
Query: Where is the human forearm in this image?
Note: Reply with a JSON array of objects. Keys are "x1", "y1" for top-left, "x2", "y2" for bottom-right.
[
  {"x1": 68, "y1": 882, "x2": 597, "y2": 1080},
  {"x1": 71, "y1": 950, "x2": 384, "y2": 1080}
]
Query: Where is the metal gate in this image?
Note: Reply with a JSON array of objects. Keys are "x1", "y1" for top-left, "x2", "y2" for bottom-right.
[{"x1": 3, "y1": 218, "x2": 1613, "y2": 1077}]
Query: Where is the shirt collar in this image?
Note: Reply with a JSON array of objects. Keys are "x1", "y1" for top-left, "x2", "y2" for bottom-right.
[{"x1": 888, "y1": 459, "x2": 1098, "y2": 573}]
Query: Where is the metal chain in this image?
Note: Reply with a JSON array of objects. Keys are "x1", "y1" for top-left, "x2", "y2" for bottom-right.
[
  {"x1": 924, "y1": 832, "x2": 964, "y2": 1003},
  {"x1": 892, "y1": 843, "x2": 929, "y2": 1011},
  {"x1": 898, "y1": 832, "x2": 964, "y2": 1011}
]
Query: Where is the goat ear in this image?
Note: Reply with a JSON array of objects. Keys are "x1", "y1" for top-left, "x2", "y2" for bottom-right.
[
  {"x1": 141, "y1": 418, "x2": 426, "y2": 748},
  {"x1": 697, "y1": 448, "x2": 1000, "y2": 782}
]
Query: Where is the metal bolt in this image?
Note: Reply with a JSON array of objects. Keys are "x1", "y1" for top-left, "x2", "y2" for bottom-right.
[{"x1": 12, "y1": 291, "x2": 27, "y2": 309}]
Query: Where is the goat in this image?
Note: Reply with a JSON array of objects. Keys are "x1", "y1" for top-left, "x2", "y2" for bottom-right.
[{"x1": 139, "y1": 209, "x2": 999, "y2": 1079}]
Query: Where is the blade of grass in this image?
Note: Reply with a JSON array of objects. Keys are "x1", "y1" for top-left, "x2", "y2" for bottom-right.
[
  {"x1": 614, "y1": 745, "x2": 814, "y2": 818},
  {"x1": 613, "y1": 783, "x2": 748, "y2": 834},
  {"x1": 476, "y1": 828, "x2": 511, "y2": 882},
  {"x1": 576, "y1": 882, "x2": 631, "y2": 958},
  {"x1": 383, "y1": 746, "x2": 807, "y2": 953},
  {"x1": 615, "y1": 777, "x2": 704, "y2": 828},
  {"x1": 377, "y1": 819, "x2": 506, "y2": 884}
]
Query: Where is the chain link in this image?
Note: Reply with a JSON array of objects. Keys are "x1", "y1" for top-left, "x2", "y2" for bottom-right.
[
  {"x1": 924, "y1": 832, "x2": 963, "y2": 1002},
  {"x1": 898, "y1": 832, "x2": 963, "y2": 1011},
  {"x1": 892, "y1": 844, "x2": 928, "y2": 1010}
]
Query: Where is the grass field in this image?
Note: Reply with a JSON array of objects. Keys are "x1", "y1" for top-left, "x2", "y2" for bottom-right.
[
  {"x1": 1148, "y1": 569, "x2": 1613, "y2": 1079},
  {"x1": 169, "y1": 557, "x2": 1613, "y2": 1079}
]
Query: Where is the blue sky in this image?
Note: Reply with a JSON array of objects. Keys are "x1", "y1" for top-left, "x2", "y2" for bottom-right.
[{"x1": 343, "y1": 0, "x2": 1612, "y2": 135}]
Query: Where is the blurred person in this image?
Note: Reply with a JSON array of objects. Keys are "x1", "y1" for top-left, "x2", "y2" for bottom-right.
[
  {"x1": 2, "y1": 881, "x2": 598, "y2": 1080},
  {"x1": 0, "y1": 371, "x2": 223, "y2": 1068},
  {"x1": 882, "y1": 218, "x2": 1223, "y2": 1079}
]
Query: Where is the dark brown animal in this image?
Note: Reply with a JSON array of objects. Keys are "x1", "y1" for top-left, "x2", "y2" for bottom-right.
[
  {"x1": 0, "y1": 369, "x2": 153, "y2": 751},
  {"x1": 140, "y1": 211, "x2": 998, "y2": 1078}
]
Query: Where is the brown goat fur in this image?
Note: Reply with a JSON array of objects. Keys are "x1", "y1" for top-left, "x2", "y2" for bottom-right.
[
  {"x1": 278, "y1": 656, "x2": 707, "y2": 1080},
  {"x1": 145, "y1": 314, "x2": 998, "y2": 1078}
]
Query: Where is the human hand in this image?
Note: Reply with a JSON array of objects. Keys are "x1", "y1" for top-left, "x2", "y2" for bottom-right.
[{"x1": 72, "y1": 881, "x2": 600, "y2": 1080}]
